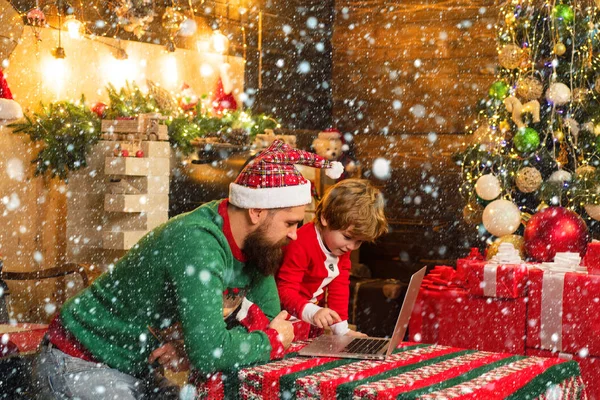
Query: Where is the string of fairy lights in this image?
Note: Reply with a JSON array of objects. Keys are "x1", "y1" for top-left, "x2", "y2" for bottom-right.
[{"x1": 457, "y1": 0, "x2": 600, "y2": 241}]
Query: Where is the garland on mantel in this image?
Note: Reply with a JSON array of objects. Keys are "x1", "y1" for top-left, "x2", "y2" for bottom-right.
[{"x1": 8, "y1": 82, "x2": 280, "y2": 181}]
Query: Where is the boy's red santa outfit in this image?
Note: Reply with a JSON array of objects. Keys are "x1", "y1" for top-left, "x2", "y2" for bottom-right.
[{"x1": 277, "y1": 222, "x2": 351, "y2": 336}]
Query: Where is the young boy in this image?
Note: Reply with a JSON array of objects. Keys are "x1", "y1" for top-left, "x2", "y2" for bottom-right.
[{"x1": 276, "y1": 179, "x2": 388, "y2": 336}]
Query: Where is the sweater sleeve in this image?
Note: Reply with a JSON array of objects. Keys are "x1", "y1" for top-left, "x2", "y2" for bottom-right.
[
  {"x1": 246, "y1": 273, "x2": 281, "y2": 320},
  {"x1": 325, "y1": 253, "x2": 351, "y2": 323},
  {"x1": 167, "y1": 227, "x2": 277, "y2": 375},
  {"x1": 276, "y1": 240, "x2": 312, "y2": 319}
]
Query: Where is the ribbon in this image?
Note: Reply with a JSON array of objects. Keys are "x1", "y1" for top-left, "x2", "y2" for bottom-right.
[
  {"x1": 482, "y1": 243, "x2": 523, "y2": 297},
  {"x1": 483, "y1": 264, "x2": 498, "y2": 297},
  {"x1": 421, "y1": 266, "x2": 463, "y2": 291},
  {"x1": 540, "y1": 271, "x2": 565, "y2": 351}
]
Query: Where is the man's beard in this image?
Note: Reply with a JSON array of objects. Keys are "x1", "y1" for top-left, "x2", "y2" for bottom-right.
[{"x1": 244, "y1": 223, "x2": 290, "y2": 276}]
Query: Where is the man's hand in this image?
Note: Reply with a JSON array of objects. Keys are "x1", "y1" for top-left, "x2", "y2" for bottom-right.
[
  {"x1": 313, "y1": 308, "x2": 342, "y2": 329},
  {"x1": 345, "y1": 329, "x2": 368, "y2": 338},
  {"x1": 268, "y1": 311, "x2": 294, "y2": 349},
  {"x1": 148, "y1": 341, "x2": 190, "y2": 372}
]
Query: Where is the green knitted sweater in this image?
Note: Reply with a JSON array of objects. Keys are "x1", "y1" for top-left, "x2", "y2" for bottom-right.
[{"x1": 59, "y1": 199, "x2": 281, "y2": 376}]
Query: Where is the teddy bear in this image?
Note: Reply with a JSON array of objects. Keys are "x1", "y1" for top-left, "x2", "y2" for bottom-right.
[{"x1": 311, "y1": 128, "x2": 358, "y2": 180}]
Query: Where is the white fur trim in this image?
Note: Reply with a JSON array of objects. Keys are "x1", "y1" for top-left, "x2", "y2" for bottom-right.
[
  {"x1": 325, "y1": 161, "x2": 344, "y2": 179},
  {"x1": 0, "y1": 99, "x2": 23, "y2": 120},
  {"x1": 301, "y1": 303, "x2": 321, "y2": 325},
  {"x1": 220, "y1": 63, "x2": 233, "y2": 95},
  {"x1": 330, "y1": 320, "x2": 350, "y2": 336},
  {"x1": 235, "y1": 298, "x2": 254, "y2": 322},
  {"x1": 229, "y1": 182, "x2": 312, "y2": 208}
]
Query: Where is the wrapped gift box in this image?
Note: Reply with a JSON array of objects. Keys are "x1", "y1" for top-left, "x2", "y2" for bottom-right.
[
  {"x1": 409, "y1": 267, "x2": 527, "y2": 354},
  {"x1": 526, "y1": 348, "x2": 600, "y2": 400},
  {"x1": 461, "y1": 260, "x2": 530, "y2": 299},
  {"x1": 0, "y1": 323, "x2": 47, "y2": 354},
  {"x1": 526, "y1": 267, "x2": 600, "y2": 357},
  {"x1": 458, "y1": 243, "x2": 531, "y2": 299}
]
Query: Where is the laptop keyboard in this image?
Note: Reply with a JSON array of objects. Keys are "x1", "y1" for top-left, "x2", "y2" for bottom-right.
[{"x1": 342, "y1": 338, "x2": 389, "y2": 355}]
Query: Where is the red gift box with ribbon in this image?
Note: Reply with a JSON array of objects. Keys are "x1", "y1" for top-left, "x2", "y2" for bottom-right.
[
  {"x1": 526, "y1": 348, "x2": 600, "y2": 400},
  {"x1": 526, "y1": 268, "x2": 600, "y2": 357},
  {"x1": 460, "y1": 260, "x2": 530, "y2": 299},
  {"x1": 457, "y1": 244, "x2": 532, "y2": 299},
  {"x1": 409, "y1": 266, "x2": 528, "y2": 355}
]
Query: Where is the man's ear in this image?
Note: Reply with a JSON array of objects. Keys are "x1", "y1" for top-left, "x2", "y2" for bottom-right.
[{"x1": 248, "y1": 208, "x2": 267, "y2": 225}]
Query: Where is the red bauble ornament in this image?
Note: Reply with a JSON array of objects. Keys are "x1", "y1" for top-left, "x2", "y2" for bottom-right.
[
  {"x1": 91, "y1": 102, "x2": 107, "y2": 118},
  {"x1": 135, "y1": 150, "x2": 144, "y2": 158},
  {"x1": 121, "y1": 149, "x2": 129, "y2": 157},
  {"x1": 524, "y1": 207, "x2": 590, "y2": 262}
]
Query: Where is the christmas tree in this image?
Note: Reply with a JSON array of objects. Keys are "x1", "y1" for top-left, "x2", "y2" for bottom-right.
[{"x1": 457, "y1": 0, "x2": 600, "y2": 261}]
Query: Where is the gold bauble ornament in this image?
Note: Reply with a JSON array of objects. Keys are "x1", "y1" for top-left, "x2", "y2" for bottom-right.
[
  {"x1": 487, "y1": 235, "x2": 525, "y2": 260},
  {"x1": 575, "y1": 165, "x2": 596, "y2": 178},
  {"x1": 515, "y1": 167, "x2": 543, "y2": 193},
  {"x1": 554, "y1": 130, "x2": 564, "y2": 141},
  {"x1": 536, "y1": 201, "x2": 549, "y2": 212},
  {"x1": 499, "y1": 120, "x2": 511, "y2": 133},
  {"x1": 554, "y1": 42, "x2": 566, "y2": 56},
  {"x1": 517, "y1": 76, "x2": 543, "y2": 100},
  {"x1": 463, "y1": 202, "x2": 484, "y2": 226},
  {"x1": 498, "y1": 44, "x2": 524, "y2": 70}
]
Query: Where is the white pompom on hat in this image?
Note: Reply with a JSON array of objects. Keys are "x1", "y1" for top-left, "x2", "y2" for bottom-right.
[{"x1": 229, "y1": 140, "x2": 343, "y2": 209}]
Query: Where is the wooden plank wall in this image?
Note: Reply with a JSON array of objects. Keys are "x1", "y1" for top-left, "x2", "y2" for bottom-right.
[
  {"x1": 246, "y1": 0, "x2": 335, "y2": 129},
  {"x1": 332, "y1": 0, "x2": 499, "y2": 135},
  {"x1": 331, "y1": 0, "x2": 500, "y2": 278}
]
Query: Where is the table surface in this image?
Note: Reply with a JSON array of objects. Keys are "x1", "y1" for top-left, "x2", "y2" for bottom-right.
[
  {"x1": 195, "y1": 342, "x2": 587, "y2": 400},
  {"x1": 0, "y1": 326, "x2": 587, "y2": 399}
]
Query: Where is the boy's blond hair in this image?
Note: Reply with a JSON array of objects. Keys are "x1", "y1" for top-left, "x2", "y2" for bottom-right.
[{"x1": 314, "y1": 179, "x2": 388, "y2": 242}]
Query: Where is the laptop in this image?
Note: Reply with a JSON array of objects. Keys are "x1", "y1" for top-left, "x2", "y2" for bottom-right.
[{"x1": 298, "y1": 266, "x2": 426, "y2": 360}]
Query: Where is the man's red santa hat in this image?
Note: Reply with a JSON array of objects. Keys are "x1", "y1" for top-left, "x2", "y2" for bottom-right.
[
  {"x1": 230, "y1": 140, "x2": 344, "y2": 209},
  {"x1": 0, "y1": 70, "x2": 23, "y2": 120}
]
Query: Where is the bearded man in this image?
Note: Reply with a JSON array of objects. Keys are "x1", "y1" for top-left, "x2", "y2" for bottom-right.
[{"x1": 31, "y1": 140, "x2": 344, "y2": 399}]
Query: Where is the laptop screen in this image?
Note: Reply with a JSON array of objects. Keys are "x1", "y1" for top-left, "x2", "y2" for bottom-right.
[{"x1": 386, "y1": 266, "x2": 427, "y2": 355}]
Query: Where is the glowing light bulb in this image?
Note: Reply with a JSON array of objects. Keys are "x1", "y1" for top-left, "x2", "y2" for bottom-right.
[
  {"x1": 64, "y1": 16, "x2": 84, "y2": 40},
  {"x1": 211, "y1": 30, "x2": 229, "y2": 54}
]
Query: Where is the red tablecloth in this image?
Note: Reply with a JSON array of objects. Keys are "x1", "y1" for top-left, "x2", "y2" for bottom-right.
[{"x1": 192, "y1": 342, "x2": 587, "y2": 399}]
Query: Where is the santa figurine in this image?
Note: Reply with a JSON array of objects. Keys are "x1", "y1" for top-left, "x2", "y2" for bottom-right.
[
  {"x1": 212, "y1": 62, "x2": 238, "y2": 114},
  {"x1": 0, "y1": 70, "x2": 23, "y2": 120},
  {"x1": 179, "y1": 82, "x2": 199, "y2": 112}
]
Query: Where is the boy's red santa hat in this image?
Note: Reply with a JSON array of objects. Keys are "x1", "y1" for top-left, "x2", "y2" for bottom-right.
[
  {"x1": 230, "y1": 140, "x2": 344, "y2": 209},
  {"x1": 0, "y1": 70, "x2": 23, "y2": 120}
]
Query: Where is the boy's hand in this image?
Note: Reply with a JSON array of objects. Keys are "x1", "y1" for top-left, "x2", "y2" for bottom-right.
[
  {"x1": 148, "y1": 341, "x2": 190, "y2": 372},
  {"x1": 269, "y1": 311, "x2": 294, "y2": 349},
  {"x1": 344, "y1": 329, "x2": 368, "y2": 338},
  {"x1": 313, "y1": 308, "x2": 342, "y2": 328}
]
